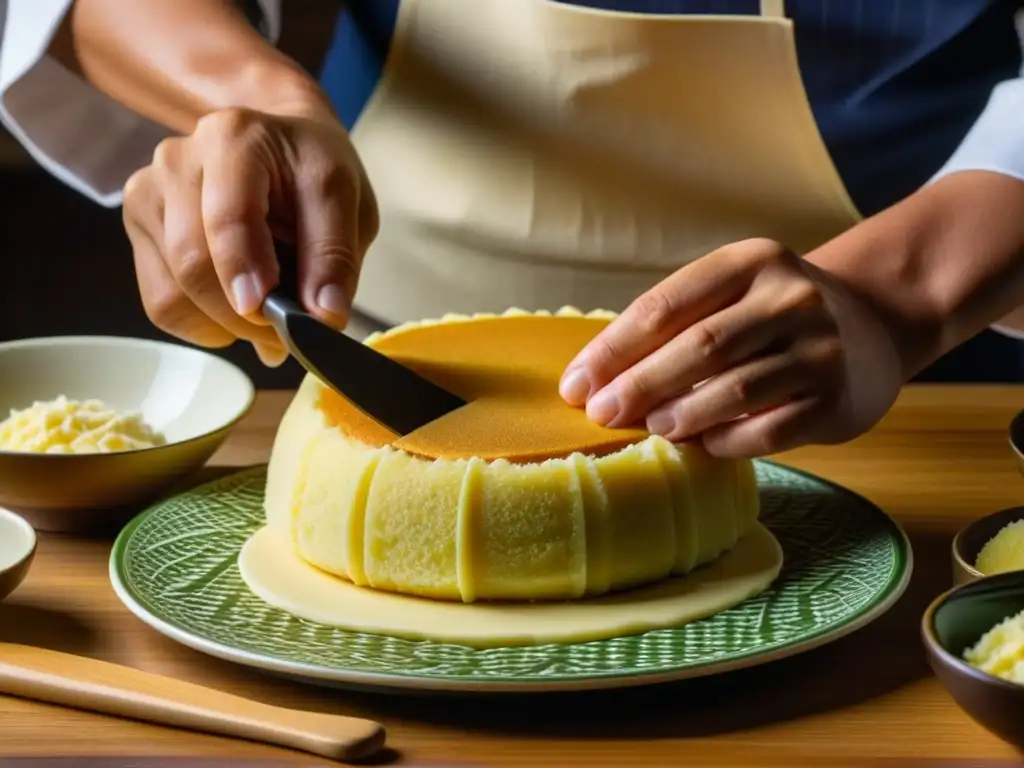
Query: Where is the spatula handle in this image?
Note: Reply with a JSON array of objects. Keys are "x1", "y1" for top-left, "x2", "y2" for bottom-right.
[
  {"x1": 0, "y1": 643, "x2": 385, "y2": 762},
  {"x1": 262, "y1": 239, "x2": 308, "y2": 334},
  {"x1": 271, "y1": 238, "x2": 302, "y2": 303}
]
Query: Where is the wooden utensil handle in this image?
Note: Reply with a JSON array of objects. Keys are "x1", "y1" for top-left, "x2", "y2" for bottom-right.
[{"x1": 0, "y1": 643, "x2": 385, "y2": 762}]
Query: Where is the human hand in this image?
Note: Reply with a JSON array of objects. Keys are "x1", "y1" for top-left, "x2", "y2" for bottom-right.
[
  {"x1": 559, "y1": 239, "x2": 904, "y2": 457},
  {"x1": 122, "y1": 104, "x2": 378, "y2": 365}
]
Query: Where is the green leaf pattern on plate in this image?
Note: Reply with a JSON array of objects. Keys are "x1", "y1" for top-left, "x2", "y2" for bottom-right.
[{"x1": 113, "y1": 461, "x2": 909, "y2": 684}]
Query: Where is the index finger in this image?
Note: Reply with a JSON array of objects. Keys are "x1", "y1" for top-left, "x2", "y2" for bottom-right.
[
  {"x1": 293, "y1": 168, "x2": 362, "y2": 329},
  {"x1": 559, "y1": 247, "x2": 755, "y2": 405},
  {"x1": 200, "y1": 146, "x2": 278, "y2": 319}
]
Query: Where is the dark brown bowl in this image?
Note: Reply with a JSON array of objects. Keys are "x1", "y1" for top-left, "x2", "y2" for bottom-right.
[
  {"x1": 923, "y1": 571, "x2": 1024, "y2": 749},
  {"x1": 952, "y1": 507, "x2": 1024, "y2": 585}
]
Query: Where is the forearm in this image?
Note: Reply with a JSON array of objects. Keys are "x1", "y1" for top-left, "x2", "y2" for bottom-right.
[
  {"x1": 55, "y1": 0, "x2": 332, "y2": 133},
  {"x1": 807, "y1": 170, "x2": 1024, "y2": 380}
]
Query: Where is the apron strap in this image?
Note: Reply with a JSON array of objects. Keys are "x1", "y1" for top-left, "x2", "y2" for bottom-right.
[{"x1": 759, "y1": 0, "x2": 785, "y2": 17}]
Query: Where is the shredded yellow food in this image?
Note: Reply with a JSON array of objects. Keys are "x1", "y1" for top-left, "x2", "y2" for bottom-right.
[
  {"x1": 0, "y1": 396, "x2": 166, "y2": 454},
  {"x1": 964, "y1": 608, "x2": 1024, "y2": 684}
]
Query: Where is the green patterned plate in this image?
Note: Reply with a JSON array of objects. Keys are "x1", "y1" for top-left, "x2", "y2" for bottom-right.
[{"x1": 109, "y1": 461, "x2": 911, "y2": 693}]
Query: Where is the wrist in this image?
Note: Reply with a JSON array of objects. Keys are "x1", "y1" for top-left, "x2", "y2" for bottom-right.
[
  {"x1": 806, "y1": 171, "x2": 1024, "y2": 379},
  {"x1": 228, "y1": 61, "x2": 337, "y2": 122}
]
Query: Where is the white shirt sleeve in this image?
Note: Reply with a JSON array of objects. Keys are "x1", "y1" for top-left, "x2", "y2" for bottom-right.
[
  {"x1": 932, "y1": 78, "x2": 1024, "y2": 189},
  {"x1": 929, "y1": 75, "x2": 1024, "y2": 341},
  {"x1": 0, "y1": 0, "x2": 282, "y2": 208}
]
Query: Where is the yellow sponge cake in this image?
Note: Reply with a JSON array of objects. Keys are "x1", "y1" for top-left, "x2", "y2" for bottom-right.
[{"x1": 264, "y1": 308, "x2": 760, "y2": 603}]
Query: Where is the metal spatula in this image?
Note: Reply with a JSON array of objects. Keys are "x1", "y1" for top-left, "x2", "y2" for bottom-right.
[{"x1": 261, "y1": 239, "x2": 466, "y2": 435}]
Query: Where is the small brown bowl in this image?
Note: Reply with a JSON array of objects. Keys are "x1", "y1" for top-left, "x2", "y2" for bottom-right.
[
  {"x1": 923, "y1": 571, "x2": 1024, "y2": 750},
  {"x1": 952, "y1": 507, "x2": 1024, "y2": 586}
]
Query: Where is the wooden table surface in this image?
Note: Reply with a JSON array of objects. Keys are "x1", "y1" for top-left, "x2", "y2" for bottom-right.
[{"x1": 3, "y1": 385, "x2": 1024, "y2": 767}]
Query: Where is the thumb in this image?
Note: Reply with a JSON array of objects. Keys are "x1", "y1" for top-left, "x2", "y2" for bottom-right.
[{"x1": 295, "y1": 177, "x2": 362, "y2": 329}]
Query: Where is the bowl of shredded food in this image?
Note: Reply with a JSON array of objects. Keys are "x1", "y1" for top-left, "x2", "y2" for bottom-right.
[
  {"x1": 923, "y1": 571, "x2": 1024, "y2": 750},
  {"x1": 0, "y1": 336, "x2": 254, "y2": 531}
]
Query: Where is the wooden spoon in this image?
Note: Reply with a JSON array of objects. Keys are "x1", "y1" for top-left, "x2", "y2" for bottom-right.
[{"x1": 0, "y1": 643, "x2": 385, "y2": 762}]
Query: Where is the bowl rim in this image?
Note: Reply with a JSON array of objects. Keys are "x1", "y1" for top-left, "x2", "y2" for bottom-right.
[
  {"x1": 950, "y1": 506, "x2": 1024, "y2": 582},
  {"x1": 0, "y1": 334, "x2": 256, "y2": 459},
  {"x1": 0, "y1": 505, "x2": 36, "y2": 577},
  {"x1": 1009, "y1": 407, "x2": 1024, "y2": 465},
  {"x1": 922, "y1": 570, "x2": 1024, "y2": 695}
]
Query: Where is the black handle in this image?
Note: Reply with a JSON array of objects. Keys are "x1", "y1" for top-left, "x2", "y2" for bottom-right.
[
  {"x1": 271, "y1": 238, "x2": 301, "y2": 303},
  {"x1": 262, "y1": 239, "x2": 306, "y2": 328}
]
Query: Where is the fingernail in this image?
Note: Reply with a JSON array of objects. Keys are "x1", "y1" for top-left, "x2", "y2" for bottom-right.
[
  {"x1": 646, "y1": 409, "x2": 676, "y2": 436},
  {"x1": 316, "y1": 284, "x2": 350, "y2": 318},
  {"x1": 256, "y1": 343, "x2": 288, "y2": 368},
  {"x1": 231, "y1": 273, "x2": 262, "y2": 315},
  {"x1": 586, "y1": 389, "x2": 620, "y2": 425},
  {"x1": 559, "y1": 367, "x2": 591, "y2": 404}
]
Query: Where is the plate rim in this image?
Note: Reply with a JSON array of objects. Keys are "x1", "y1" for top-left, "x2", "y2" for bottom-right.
[{"x1": 109, "y1": 460, "x2": 913, "y2": 693}]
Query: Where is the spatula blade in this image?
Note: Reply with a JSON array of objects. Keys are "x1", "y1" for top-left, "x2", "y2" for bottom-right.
[{"x1": 265, "y1": 296, "x2": 467, "y2": 435}]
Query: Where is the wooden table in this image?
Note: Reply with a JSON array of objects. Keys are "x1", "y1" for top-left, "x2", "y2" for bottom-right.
[{"x1": 3, "y1": 385, "x2": 1024, "y2": 767}]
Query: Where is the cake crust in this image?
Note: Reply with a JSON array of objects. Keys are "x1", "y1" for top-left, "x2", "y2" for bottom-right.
[{"x1": 318, "y1": 307, "x2": 650, "y2": 460}]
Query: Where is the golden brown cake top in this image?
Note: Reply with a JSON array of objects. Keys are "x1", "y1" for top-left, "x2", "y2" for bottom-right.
[{"x1": 317, "y1": 311, "x2": 650, "y2": 461}]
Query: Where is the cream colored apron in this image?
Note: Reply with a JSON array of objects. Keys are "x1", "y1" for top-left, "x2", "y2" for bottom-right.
[{"x1": 344, "y1": 0, "x2": 863, "y2": 339}]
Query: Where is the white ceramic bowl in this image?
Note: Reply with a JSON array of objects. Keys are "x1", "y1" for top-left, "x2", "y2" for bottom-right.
[
  {"x1": 0, "y1": 506, "x2": 36, "y2": 600},
  {"x1": 0, "y1": 336, "x2": 255, "y2": 531}
]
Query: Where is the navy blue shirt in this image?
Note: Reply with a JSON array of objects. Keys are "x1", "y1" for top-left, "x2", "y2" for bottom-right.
[{"x1": 318, "y1": 0, "x2": 1023, "y2": 217}]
